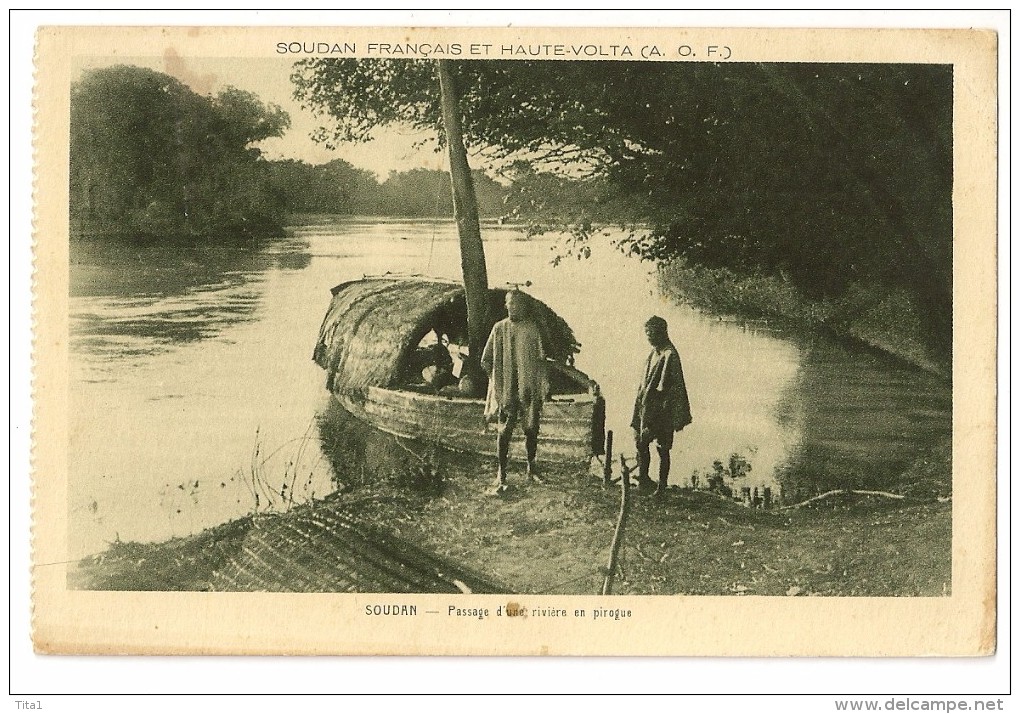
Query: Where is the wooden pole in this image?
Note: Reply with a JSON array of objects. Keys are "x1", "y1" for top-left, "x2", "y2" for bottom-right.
[
  {"x1": 601, "y1": 454, "x2": 631, "y2": 595},
  {"x1": 436, "y1": 60, "x2": 489, "y2": 384},
  {"x1": 603, "y1": 430, "x2": 614, "y2": 486}
]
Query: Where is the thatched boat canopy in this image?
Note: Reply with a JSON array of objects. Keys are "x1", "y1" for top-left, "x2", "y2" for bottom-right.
[{"x1": 313, "y1": 276, "x2": 581, "y2": 394}]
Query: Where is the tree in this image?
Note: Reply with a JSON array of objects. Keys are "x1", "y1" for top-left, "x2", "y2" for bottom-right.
[
  {"x1": 264, "y1": 161, "x2": 508, "y2": 217},
  {"x1": 292, "y1": 59, "x2": 952, "y2": 353},
  {"x1": 266, "y1": 158, "x2": 377, "y2": 213},
  {"x1": 436, "y1": 59, "x2": 489, "y2": 379},
  {"x1": 70, "y1": 65, "x2": 290, "y2": 240},
  {"x1": 372, "y1": 168, "x2": 506, "y2": 217}
]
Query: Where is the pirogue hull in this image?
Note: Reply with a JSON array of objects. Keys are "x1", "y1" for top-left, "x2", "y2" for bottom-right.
[{"x1": 336, "y1": 386, "x2": 602, "y2": 464}]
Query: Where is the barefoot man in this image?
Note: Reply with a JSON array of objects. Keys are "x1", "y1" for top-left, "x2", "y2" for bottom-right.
[
  {"x1": 632, "y1": 316, "x2": 693, "y2": 498},
  {"x1": 482, "y1": 290, "x2": 548, "y2": 495}
]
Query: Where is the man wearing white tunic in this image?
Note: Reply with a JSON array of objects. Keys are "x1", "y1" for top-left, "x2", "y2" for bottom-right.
[{"x1": 481, "y1": 290, "x2": 548, "y2": 494}]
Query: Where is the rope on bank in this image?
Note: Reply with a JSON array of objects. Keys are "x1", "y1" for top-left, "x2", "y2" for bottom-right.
[{"x1": 778, "y1": 488, "x2": 949, "y2": 511}]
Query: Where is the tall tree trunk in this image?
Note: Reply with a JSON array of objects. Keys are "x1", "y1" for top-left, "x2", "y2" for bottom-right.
[{"x1": 437, "y1": 60, "x2": 489, "y2": 384}]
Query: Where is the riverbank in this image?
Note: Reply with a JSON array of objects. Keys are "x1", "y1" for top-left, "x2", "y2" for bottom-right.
[
  {"x1": 68, "y1": 222, "x2": 952, "y2": 595},
  {"x1": 657, "y1": 261, "x2": 951, "y2": 377},
  {"x1": 72, "y1": 438, "x2": 951, "y2": 595}
]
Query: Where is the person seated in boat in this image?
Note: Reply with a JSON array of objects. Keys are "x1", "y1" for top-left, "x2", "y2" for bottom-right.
[
  {"x1": 405, "y1": 331, "x2": 457, "y2": 393},
  {"x1": 437, "y1": 355, "x2": 470, "y2": 398},
  {"x1": 481, "y1": 290, "x2": 549, "y2": 494},
  {"x1": 422, "y1": 334, "x2": 457, "y2": 393}
]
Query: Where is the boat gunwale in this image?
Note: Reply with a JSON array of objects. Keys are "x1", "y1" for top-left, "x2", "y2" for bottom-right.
[
  {"x1": 364, "y1": 384, "x2": 599, "y2": 406},
  {"x1": 335, "y1": 392, "x2": 598, "y2": 462}
]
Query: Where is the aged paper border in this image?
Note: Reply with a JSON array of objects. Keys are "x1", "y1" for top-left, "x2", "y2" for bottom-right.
[{"x1": 29, "y1": 24, "x2": 997, "y2": 657}]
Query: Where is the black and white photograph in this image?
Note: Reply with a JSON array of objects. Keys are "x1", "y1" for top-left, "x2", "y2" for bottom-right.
[{"x1": 26, "y1": 22, "x2": 998, "y2": 661}]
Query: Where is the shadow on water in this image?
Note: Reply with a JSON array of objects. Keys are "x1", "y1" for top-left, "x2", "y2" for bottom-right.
[
  {"x1": 69, "y1": 235, "x2": 312, "y2": 361},
  {"x1": 773, "y1": 335, "x2": 952, "y2": 502},
  {"x1": 316, "y1": 399, "x2": 474, "y2": 499},
  {"x1": 318, "y1": 399, "x2": 438, "y2": 499},
  {"x1": 70, "y1": 235, "x2": 311, "y2": 297}
]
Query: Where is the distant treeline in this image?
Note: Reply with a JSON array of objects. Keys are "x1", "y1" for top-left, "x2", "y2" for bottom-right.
[
  {"x1": 70, "y1": 65, "x2": 291, "y2": 240},
  {"x1": 68, "y1": 65, "x2": 510, "y2": 242},
  {"x1": 266, "y1": 160, "x2": 509, "y2": 218}
]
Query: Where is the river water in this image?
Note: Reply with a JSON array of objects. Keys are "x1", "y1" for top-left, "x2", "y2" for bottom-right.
[{"x1": 68, "y1": 219, "x2": 951, "y2": 559}]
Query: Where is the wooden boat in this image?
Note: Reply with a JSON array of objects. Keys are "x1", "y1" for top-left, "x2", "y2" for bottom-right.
[
  {"x1": 313, "y1": 276, "x2": 604, "y2": 463},
  {"x1": 314, "y1": 62, "x2": 604, "y2": 464}
]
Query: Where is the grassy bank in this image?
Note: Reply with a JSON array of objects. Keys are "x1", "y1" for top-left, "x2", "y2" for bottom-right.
[
  {"x1": 657, "y1": 262, "x2": 950, "y2": 377},
  {"x1": 73, "y1": 440, "x2": 951, "y2": 596}
]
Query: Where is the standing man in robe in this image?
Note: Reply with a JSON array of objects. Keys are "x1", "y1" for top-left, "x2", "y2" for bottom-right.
[
  {"x1": 482, "y1": 290, "x2": 548, "y2": 495},
  {"x1": 632, "y1": 316, "x2": 693, "y2": 498}
]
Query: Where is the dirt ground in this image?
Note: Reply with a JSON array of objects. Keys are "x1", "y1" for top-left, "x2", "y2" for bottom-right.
[
  {"x1": 352, "y1": 458, "x2": 951, "y2": 597},
  {"x1": 73, "y1": 441, "x2": 951, "y2": 597}
]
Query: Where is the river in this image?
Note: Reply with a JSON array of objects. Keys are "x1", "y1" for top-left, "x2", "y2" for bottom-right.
[{"x1": 68, "y1": 218, "x2": 951, "y2": 559}]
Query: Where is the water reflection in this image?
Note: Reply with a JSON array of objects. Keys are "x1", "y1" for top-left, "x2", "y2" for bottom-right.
[
  {"x1": 69, "y1": 236, "x2": 313, "y2": 377},
  {"x1": 775, "y1": 338, "x2": 952, "y2": 502},
  {"x1": 316, "y1": 399, "x2": 456, "y2": 495},
  {"x1": 70, "y1": 236, "x2": 304, "y2": 297},
  {"x1": 68, "y1": 233, "x2": 326, "y2": 558}
]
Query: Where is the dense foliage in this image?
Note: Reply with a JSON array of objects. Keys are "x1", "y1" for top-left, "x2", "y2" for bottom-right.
[
  {"x1": 265, "y1": 158, "x2": 378, "y2": 215},
  {"x1": 293, "y1": 59, "x2": 953, "y2": 352},
  {"x1": 266, "y1": 160, "x2": 509, "y2": 217},
  {"x1": 70, "y1": 65, "x2": 290, "y2": 240}
]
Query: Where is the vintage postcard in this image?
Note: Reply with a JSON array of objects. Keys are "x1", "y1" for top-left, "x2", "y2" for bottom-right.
[{"x1": 31, "y1": 24, "x2": 997, "y2": 656}]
